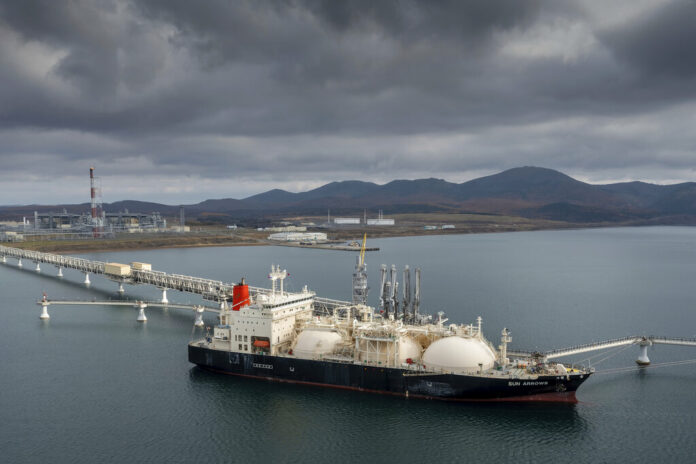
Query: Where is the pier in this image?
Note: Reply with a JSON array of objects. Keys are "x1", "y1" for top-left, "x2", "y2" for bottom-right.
[
  {"x1": 1, "y1": 244, "x2": 352, "y2": 312},
  {"x1": 509, "y1": 335, "x2": 696, "y2": 366}
]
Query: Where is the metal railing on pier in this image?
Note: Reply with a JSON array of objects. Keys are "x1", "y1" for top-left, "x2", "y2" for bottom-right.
[
  {"x1": 1, "y1": 245, "x2": 352, "y2": 311},
  {"x1": 510, "y1": 335, "x2": 696, "y2": 360}
]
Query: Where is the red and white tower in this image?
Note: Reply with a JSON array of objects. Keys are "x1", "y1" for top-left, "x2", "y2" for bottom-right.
[{"x1": 89, "y1": 167, "x2": 103, "y2": 238}]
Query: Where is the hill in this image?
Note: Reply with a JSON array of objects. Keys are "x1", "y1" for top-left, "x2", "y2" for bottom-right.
[{"x1": 2, "y1": 167, "x2": 695, "y2": 224}]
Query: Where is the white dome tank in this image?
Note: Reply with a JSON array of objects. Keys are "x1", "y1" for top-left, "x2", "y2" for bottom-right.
[
  {"x1": 293, "y1": 329, "x2": 343, "y2": 359},
  {"x1": 398, "y1": 337, "x2": 422, "y2": 364},
  {"x1": 422, "y1": 336, "x2": 496, "y2": 373}
]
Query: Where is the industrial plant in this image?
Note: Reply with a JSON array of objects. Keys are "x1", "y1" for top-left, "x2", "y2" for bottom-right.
[{"x1": 0, "y1": 167, "x2": 169, "y2": 242}]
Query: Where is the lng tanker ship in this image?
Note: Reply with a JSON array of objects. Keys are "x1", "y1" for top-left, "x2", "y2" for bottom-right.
[{"x1": 189, "y1": 242, "x2": 593, "y2": 401}]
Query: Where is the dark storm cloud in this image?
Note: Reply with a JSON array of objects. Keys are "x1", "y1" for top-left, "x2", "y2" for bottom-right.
[
  {"x1": 0, "y1": 0, "x2": 695, "y2": 204},
  {"x1": 600, "y1": 0, "x2": 696, "y2": 78}
]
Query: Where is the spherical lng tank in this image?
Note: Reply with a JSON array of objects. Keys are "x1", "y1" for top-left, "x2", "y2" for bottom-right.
[
  {"x1": 422, "y1": 336, "x2": 496, "y2": 373},
  {"x1": 398, "y1": 336, "x2": 422, "y2": 364},
  {"x1": 292, "y1": 329, "x2": 343, "y2": 359}
]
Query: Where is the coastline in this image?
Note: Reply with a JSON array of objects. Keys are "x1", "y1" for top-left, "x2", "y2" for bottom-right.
[
  {"x1": 7, "y1": 222, "x2": 587, "y2": 254},
  {"x1": 8, "y1": 212, "x2": 688, "y2": 254}
]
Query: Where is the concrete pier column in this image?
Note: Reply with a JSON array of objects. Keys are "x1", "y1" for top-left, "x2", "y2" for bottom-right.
[
  {"x1": 194, "y1": 307, "x2": 205, "y2": 327},
  {"x1": 136, "y1": 302, "x2": 147, "y2": 322},
  {"x1": 118, "y1": 283, "x2": 125, "y2": 294},
  {"x1": 636, "y1": 344, "x2": 650, "y2": 366},
  {"x1": 57, "y1": 267, "x2": 63, "y2": 277},
  {"x1": 35, "y1": 262, "x2": 41, "y2": 272},
  {"x1": 17, "y1": 259, "x2": 23, "y2": 268},
  {"x1": 40, "y1": 302, "x2": 50, "y2": 320},
  {"x1": 160, "y1": 288, "x2": 169, "y2": 304},
  {"x1": 83, "y1": 273, "x2": 91, "y2": 286},
  {"x1": 1, "y1": 255, "x2": 6, "y2": 263}
]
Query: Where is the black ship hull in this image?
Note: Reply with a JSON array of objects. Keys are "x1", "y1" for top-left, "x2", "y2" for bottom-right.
[{"x1": 189, "y1": 344, "x2": 591, "y2": 402}]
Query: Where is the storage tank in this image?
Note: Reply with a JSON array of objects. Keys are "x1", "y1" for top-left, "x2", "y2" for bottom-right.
[
  {"x1": 422, "y1": 336, "x2": 496, "y2": 373},
  {"x1": 292, "y1": 329, "x2": 343, "y2": 359},
  {"x1": 398, "y1": 336, "x2": 422, "y2": 364}
]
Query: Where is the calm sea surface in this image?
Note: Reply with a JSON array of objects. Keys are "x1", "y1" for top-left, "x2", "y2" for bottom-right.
[{"x1": 2, "y1": 226, "x2": 696, "y2": 463}]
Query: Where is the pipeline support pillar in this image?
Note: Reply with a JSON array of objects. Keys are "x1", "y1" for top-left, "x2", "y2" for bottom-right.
[
  {"x1": 160, "y1": 288, "x2": 169, "y2": 304},
  {"x1": 40, "y1": 302, "x2": 50, "y2": 320},
  {"x1": 194, "y1": 307, "x2": 205, "y2": 327},
  {"x1": 636, "y1": 343, "x2": 651, "y2": 366},
  {"x1": 136, "y1": 302, "x2": 147, "y2": 322}
]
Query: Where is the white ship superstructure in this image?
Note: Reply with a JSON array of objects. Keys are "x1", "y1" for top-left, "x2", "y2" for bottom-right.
[{"x1": 206, "y1": 264, "x2": 576, "y2": 384}]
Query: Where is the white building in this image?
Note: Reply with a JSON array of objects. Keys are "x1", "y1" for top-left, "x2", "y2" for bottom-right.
[
  {"x1": 264, "y1": 226, "x2": 307, "y2": 232},
  {"x1": 366, "y1": 209, "x2": 394, "y2": 226},
  {"x1": 366, "y1": 218, "x2": 395, "y2": 226},
  {"x1": 0, "y1": 231, "x2": 24, "y2": 242},
  {"x1": 268, "y1": 232, "x2": 328, "y2": 242},
  {"x1": 334, "y1": 217, "x2": 360, "y2": 225}
]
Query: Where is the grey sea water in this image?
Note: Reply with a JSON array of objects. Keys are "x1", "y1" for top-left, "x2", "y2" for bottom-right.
[{"x1": 1, "y1": 226, "x2": 695, "y2": 463}]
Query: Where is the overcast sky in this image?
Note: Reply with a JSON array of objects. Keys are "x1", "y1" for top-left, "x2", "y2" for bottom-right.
[{"x1": 1, "y1": 0, "x2": 695, "y2": 205}]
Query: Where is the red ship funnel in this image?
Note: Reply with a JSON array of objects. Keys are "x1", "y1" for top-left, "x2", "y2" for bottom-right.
[{"x1": 232, "y1": 278, "x2": 250, "y2": 311}]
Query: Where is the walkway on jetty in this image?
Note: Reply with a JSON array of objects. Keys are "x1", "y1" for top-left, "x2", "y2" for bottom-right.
[
  {"x1": 508, "y1": 335, "x2": 696, "y2": 365},
  {"x1": 0, "y1": 245, "x2": 350, "y2": 311}
]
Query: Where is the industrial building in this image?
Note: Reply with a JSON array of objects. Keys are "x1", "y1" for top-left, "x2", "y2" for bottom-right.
[
  {"x1": 268, "y1": 232, "x2": 327, "y2": 242},
  {"x1": 258, "y1": 226, "x2": 307, "y2": 232},
  {"x1": 33, "y1": 209, "x2": 167, "y2": 232},
  {"x1": 366, "y1": 218, "x2": 395, "y2": 226},
  {"x1": 26, "y1": 168, "x2": 168, "y2": 238},
  {"x1": 333, "y1": 218, "x2": 360, "y2": 225},
  {"x1": 0, "y1": 231, "x2": 24, "y2": 242},
  {"x1": 366, "y1": 210, "x2": 395, "y2": 226}
]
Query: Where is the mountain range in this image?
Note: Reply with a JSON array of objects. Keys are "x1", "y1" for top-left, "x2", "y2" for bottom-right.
[{"x1": 2, "y1": 167, "x2": 695, "y2": 224}]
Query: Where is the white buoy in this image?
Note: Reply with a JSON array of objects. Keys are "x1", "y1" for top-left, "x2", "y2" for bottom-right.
[
  {"x1": 84, "y1": 273, "x2": 91, "y2": 286},
  {"x1": 57, "y1": 267, "x2": 63, "y2": 277},
  {"x1": 118, "y1": 283, "x2": 125, "y2": 294},
  {"x1": 136, "y1": 302, "x2": 147, "y2": 322},
  {"x1": 40, "y1": 302, "x2": 50, "y2": 320},
  {"x1": 18, "y1": 258, "x2": 23, "y2": 268},
  {"x1": 160, "y1": 288, "x2": 169, "y2": 304},
  {"x1": 194, "y1": 307, "x2": 205, "y2": 327},
  {"x1": 636, "y1": 344, "x2": 650, "y2": 366},
  {"x1": 35, "y1": 262, "x2": 41, "y2": 272}
]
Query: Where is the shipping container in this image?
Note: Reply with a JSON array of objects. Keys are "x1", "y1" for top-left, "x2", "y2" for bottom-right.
[
  {"x1": 104, "y1": 263, "x2": 131, "y2": 276},
  {"x1": 130, "y1": 262, "x2": 152, "y2": 271}
]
